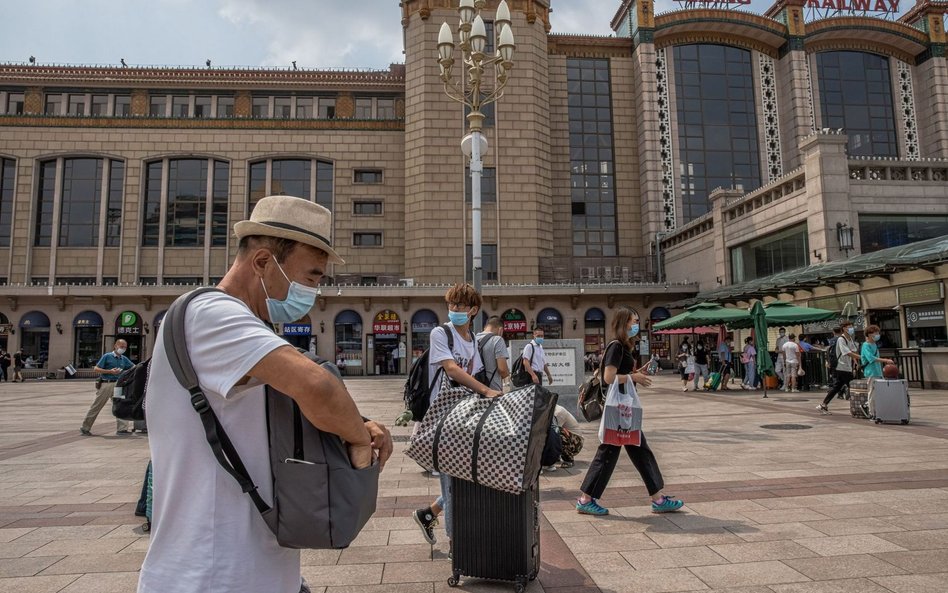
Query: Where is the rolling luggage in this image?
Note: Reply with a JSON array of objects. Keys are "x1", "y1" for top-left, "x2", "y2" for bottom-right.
[
  {"x1": 849, "y1": 379, "x2": 870, "y2": 419},
  {"x1": 449, "y1": 477, "x2": 540, "y2": 593},
  {"x1": 869, "y1": 379, "x2": 910, "y2": 425}
]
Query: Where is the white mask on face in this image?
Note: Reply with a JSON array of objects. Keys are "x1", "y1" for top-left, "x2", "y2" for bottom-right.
[{"x1": 115, "y1": 347, "x2": 126, "y2": 355}]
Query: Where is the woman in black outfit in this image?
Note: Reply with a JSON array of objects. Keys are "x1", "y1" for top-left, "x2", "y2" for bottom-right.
[{"x1": 575, "y1": 308, "x2": 684, "y2": 516}]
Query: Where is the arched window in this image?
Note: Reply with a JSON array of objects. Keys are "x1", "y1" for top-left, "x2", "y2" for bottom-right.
[
  {"x1": 19, "y1": 311, "x2": 50, "y2": 368},
  {"x1": 73, "y1": 311, "x2": 104, "y2": 368},
  {"x1": 142, "y1": 158, "x2": 229, "y2": 247},
  {"x1": 584, "y1": 307, "x2": 606, "y2": 355},
  {"x1": 673, "y1": 44, "x2": 761, "y2": 223},
  {"x1": 410, "y1": 309, "x2": 439, "y2": 362},
  {"x1": 815, "y1": 51, "x2": 897, "y2": 157},
  {"x1": 34, "y1": 157, "x2": 124, "y2": 247},
  {"x1": 536, "y1": 307, "x2": 563, "y2": 339},
  {"x1": 334, "y1": 310, "x2": 363, "y2": 375},
  {"x1": 248, "y1": 158, "x2": 334, "y2": 214}
]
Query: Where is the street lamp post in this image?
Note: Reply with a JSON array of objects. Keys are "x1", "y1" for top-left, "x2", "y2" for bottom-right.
[{"x1": 437, "y1": 0, "x2": 516, "y2": 332}]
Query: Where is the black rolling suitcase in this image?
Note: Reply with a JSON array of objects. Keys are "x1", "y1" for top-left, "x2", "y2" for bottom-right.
[{"x1": 450, "y1": 476, "x2": 540, "y2": 593}]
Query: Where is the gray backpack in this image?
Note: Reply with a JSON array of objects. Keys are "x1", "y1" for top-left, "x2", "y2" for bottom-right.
[{"x1": 162, "y1": 287, "x2": 378, "y2": 549}]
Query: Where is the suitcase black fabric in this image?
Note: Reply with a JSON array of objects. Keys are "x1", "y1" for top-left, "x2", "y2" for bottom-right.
[{"x1": 450, "y1": 477, "x2": 540, "y2": 592}]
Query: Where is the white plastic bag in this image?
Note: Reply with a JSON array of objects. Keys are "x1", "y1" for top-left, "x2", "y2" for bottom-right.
[{"x1": 598, "y1": 377, "x2": 643, "y2": 447}]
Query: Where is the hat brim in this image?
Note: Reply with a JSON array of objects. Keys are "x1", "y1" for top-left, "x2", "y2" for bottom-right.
[{"x1": 234, "y1": 220, "x2": 345, "y2": 265}]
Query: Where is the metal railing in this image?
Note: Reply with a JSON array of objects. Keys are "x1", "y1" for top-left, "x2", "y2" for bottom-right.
[
  {"x1": 882, "y1": 348, "x2": 924, "y2": 388},
  {"x1": 538, "y1": 256, "x2": 656, "y2": 285}
]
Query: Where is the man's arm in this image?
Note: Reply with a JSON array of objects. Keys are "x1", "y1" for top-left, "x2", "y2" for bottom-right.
[
  {"x1": 441, "y1": 359, "x2": 502, "y2": 397},
  {"x1": 248, "y1": 346, "x2": 373, "y2": 467},
  {"x1": 496, "y1": 357, "x2": 510, "y2": 380},
  {"x1": 544, "y1": 363, "x2": 553, "y2": 383}
]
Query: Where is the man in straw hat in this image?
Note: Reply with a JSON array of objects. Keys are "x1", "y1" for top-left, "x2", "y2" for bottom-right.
[{"x1": 139, "y1": 196, "x2": 393, "y2": 593}]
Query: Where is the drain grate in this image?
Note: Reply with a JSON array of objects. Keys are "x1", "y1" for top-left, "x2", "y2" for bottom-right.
[{"x1": 761, "y1": 423, "x2": 813, "y2": 430}]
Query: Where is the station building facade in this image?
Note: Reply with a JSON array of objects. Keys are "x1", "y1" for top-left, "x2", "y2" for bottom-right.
[{"x1": 0, "y1": 0, "x2": 945, "y2": 377}]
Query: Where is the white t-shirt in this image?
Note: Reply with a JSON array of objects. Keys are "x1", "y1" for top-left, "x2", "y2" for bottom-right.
[
  {"x1": 521, "y1": 341, "x2": 546, "y2": 372},
  {"x1": 428, "y1": 324, "x2": 483, "y2": 403},
  {"x1": 138, "y1": 292, "x2": 300, "y2": 593},
  {"x1": 775, "y1": 334, "x2": 788, "y2": 357},
  {"x1": 554, "y1": 404, "x2": 580, "y2": 432},
  {"x1": 782, "y1": 341, "x2": 800, "y2": 364},
  {"x1": 836, "y1": 336, "x2": 855, "y2": 373}
]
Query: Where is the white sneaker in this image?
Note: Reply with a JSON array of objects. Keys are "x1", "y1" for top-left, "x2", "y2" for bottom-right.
[
  {"x1": 792, "y1": 389, "x2": 800, "y2": 393},
  {"x1": 682, "y1": 386, "x2": 688, "y2": 392},
  {"x1": 430, "y1": 471, "x2": 440, "y2": 477}
]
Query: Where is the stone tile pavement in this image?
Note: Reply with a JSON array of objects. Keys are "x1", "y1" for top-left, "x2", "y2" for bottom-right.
[{"x1": 0, "y1": 373, "x2": 947, "y2": 592}]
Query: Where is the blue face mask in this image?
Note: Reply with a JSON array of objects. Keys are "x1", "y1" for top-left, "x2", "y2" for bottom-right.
[
  {"x1": 448, "y1": 311, "x2": 469, "y2": 326},
  {"x1": 848, "y1": 327, "x2": 856, "y2": 337},
  {"x1": 628, "y1": 324, "x2": 640, "y2": 338},
  {"x1": 534, "y1": 337, "x2": 544, "y2": 345},
  {"x1": 872, "y1": 334, "x2": 881, "y2": 342},
  {"x1": 262, "y1": 259, "x2": 319, "y2": 324}
]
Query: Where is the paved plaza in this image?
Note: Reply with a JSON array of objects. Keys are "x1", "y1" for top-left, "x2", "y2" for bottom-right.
[{"x1": 1, "y1": 374, "x2": 947, "y2": 593}]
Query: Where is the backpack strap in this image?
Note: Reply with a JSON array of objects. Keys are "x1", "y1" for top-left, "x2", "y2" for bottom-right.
[
  {"x1": 598, "y1": 340, "x2": 620, "y2": 386},
  {"x1": 477, "y1": 333, "x2": 499, "y2": 384},
  {"x1": 163, "y1": 287, "x2": 271, "y2": 516},
  {"x1": 428, "y1": 324, "x2": 455, "y2": 392}
]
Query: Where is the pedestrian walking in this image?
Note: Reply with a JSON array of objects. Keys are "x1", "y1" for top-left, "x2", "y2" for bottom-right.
[
  {"x1": 575, "y1": 308, "x2": 683, "y2": 516},
  {"x1": 521, "y1": 328, "x2": 553, "y2": 386},
  {"x1": 138, "y1": 196, "x2": 393, "y2": 593},
  {"x1": 413, "y1": 283, "x2": 501, "y2": 548},
  {"x1": 716, "y1": 336, "x2": 733, "y2": 390},
  {"x1": 861, "y1": 324, "x2": 894, "y2": 380},
  {"x1": 741, "y1": 337, "x2": 757, "y2": 390},
  {"x1": 818, "y1": 321, "x2": 861, "y2": 414},
  {"x1": 693, "y1": 338, "x2": 710, "y2": 391},
  {"x1": 474, "y1": 315, "x2": 510, "y2": 393},
  {"x1": 677, "y1": 338, "x2": 693, "y2": 392},
  {"x1": 80, "y1": 339, "x2": 135, "y2": 436},
  {"x1": 12, "y1": 349, "x2": 24, "y2": 382},
  {"x1": 774, "y1": 327, "x2": 788, "y2": 388},
  {"x1": 0, "y1": 349, "x2": 10, "y2": 381}
]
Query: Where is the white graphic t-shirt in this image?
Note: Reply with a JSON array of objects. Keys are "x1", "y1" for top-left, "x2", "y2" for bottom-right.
[{"x1": 428, "y1": 323, "x2": 483, "y2": 403}]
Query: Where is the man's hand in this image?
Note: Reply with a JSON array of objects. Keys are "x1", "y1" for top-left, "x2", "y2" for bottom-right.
[
  {"x1": 112, "y1": 368, "x2": 122, "y2": 375},
  {"x1": 347, "y1": 443, "x2": 374, "y2": 470},
  {"x1": 364, "y1": 420, "x2": 393, "y2": 472},
  {"x1": 631, "y1": 372, "x2": 652, "y2": 387},
  {"x1": 484, "y1": 388, "x2": 503, "y2": 398},
  {"x1": 530, "y1": 373, "x2": 539, "y2": 384}
]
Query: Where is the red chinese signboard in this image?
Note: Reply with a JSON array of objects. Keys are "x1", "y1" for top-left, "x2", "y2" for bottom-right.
[
  {"x1": 504, "y1": 320, "x2": 528, "y2": 333},
  {"x1": 373, "y1": 310, "x2": 401, "y2": 335}
]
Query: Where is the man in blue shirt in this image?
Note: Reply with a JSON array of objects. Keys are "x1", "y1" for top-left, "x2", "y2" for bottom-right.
[{"x1": 80, "y1": 339, "x2": 135, "y2": 436}]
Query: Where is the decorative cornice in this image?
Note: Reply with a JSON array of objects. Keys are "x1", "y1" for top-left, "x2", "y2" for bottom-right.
[
  {"x1": 804, "y1": 39, "x2": 916, "y2": 63},
  {"x1": 655, "y1": 31, "x2": 781, "y2": 58},
  {"x1": 654, "y1": 9, "x2": 787, "y2": 35},
  {"x1": 547, "y1": 35, "x2": 634, "y2": 58},
  {"x1": 0, "y1": 64, "x2": 406, "y2": 91},
  {"x1": 0, "y1": 114, "x2": 405, "y2": 132}
]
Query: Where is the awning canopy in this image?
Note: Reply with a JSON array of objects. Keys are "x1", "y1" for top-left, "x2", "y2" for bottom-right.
[
  {"x1": 585, "y1": 307, "x2": 606, "y2": 322},
  {"x1": 73, "y1": 311, "x2": 104, "y2": 327},
  {"x1": 19, "y1": 311, "x2": 50, "y2": 329},
  {"x1": 671, "y1": 235, "x2": 948, "y2": 308},
  {"x1": 537, "y1": 307, "x2": 562, "y2": 325},
  {"x1": 334, "y1": 310, "x2": 362, "y2": 326}
]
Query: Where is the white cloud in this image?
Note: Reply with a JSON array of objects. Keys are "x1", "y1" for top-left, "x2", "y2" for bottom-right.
[
  {"x1": 216, "y1": 0, "x2": 404, "y2": 69},
  {"x1": 549, "y1": 0, "x2": 621, "y2": 35}
]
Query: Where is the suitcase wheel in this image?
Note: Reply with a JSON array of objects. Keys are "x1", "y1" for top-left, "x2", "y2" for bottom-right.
[
  {"x1": 447, "y1": 573, "x2": 460, "y2": 588},
  {"x1": 875, "y1": 419, "x2": 882, "y2": 424},
  {"x1": 514, "y1": 583, "x2": 526, "y2": 593},
  {"x1": 901, "y1": 419, "x2": 909, "y2": 425}
]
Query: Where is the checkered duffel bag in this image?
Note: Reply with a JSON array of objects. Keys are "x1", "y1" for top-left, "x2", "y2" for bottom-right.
[{"x1": 405, "y1": 379, "x2": 557, "y2": 494}]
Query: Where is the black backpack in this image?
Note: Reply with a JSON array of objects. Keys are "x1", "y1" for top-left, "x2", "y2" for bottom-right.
[
  {"x1": 826, "y1": 336, "x2": 840, "y2": 370},
  {"x1": 403, "y1": 323, "x2": 453, "y2": 421},
  {"x1": 511, "y1": 343, "x2": 536, "y2": 387},
  {"x1": 472, "y1": 333, "x2": 498, "y2": 387}
]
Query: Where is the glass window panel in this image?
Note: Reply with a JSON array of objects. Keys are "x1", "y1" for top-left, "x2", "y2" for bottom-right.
[
  {"x1": 7, "y1": 93, "x2": 24, "y2": 114},
  {"x1": 465, "y1": 167, "x2": 497, "y2": 203},
  {"x1": 0, "y1": 158, "x2": 16, "y2": 247},
  {"x1": 166, "y1": 159, "x2": 208, "y2": 247},
  {"x1": 318, "y1": 97, "x2": 336, "y2": 119},
  {"x1": 45, "y1": 94, "x2": 62, "y2": 115},
  {"x1": 211, "y1": 161, "x2": 229, "y2": 246},
  {"x1": 355, "y1": 98, "x2": 373, "y2": 119},
  {"x1": 68, "y1": 94, "x2": 86, "y2": 116},
  {"x1": 217, "y1": 96, "x2": 235, "y2": 117},
  {"x1": 113, "y1": 95, "x2": 131, "y2": 116},
  {"x1": 150, "y1": 96, "x2": 166, "y2": 117},
  {"x1": 105, "y1": 160, "x2": 123, "y2": 247},
  {"x1": 35, "y1": 161, "x2": 57, "y2": 246},
  {"x1": 248, "y1": 161, "x2": 267, "y2": 213},
  {"x1": 194, "y1": 96, "x2": 212, "y2": 118},
  {"x1": 171, "y1": 96, "x2": 189, "y2": 117},
  {"x1": 142, "y1": 162, "x2": 162, "y2": 246},
  {"x1": 252, "y1": 97, "x2": 269, "y2": 118},
  {"x1": 296, "y1": 97, "x2": 313, "y2": 119},
  {"x1": 817, "y1": 51, "x2": 896, "y2": 157},
  {"x1": 274, "y1": 97, "x2": 292, "y2": 119},
  {"x1": 271, "y1": 159, "x2": 310, "y2": 201},
  {"x1": 316, "y1": 161, "x2": 333, "y2": 211},
  {"x1": 91, "y1": 95, "x2": 108, "y2": 116},
  {"x1": 377, "y1": 98, "x2": 395, "y2": 119}
]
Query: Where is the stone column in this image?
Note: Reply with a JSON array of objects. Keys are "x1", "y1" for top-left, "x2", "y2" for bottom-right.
[
  {"x1": 708, "y1": 188, "x2": 743, "y2": 284},
  {"x1": 800, "y1": 133, "x2": 851, "y2": 263},
  {"x1": 913, "y1": 56, "x2": 948, "y2": 159}
]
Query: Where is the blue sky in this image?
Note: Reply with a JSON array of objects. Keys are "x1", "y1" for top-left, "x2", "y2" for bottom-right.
[{"x1": 0, "y1": 0, "x2": 914, "y2": 70}]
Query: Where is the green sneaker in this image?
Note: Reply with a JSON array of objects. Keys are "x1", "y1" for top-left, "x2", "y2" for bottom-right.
[
  {"x1": 651, "y1": 495, "x2": 684, "y2": 513},
  {"x1": 576, "y1": 498, "x2": 609, "y2": 516}
]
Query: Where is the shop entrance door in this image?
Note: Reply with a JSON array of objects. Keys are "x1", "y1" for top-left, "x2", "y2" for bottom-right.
[{"x1": 373, "y1": 334, "x2": 401, "y2": 375}]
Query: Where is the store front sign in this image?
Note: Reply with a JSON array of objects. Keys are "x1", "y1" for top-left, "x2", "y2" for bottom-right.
[
  {"x1": 373, "y1": 310, "x2": 401, "y2": 335},
  {"x1": 804, "y1": 0, "x2": 899, "y2": 11},
  {"x1": 282, "y1": 323, "x2": 311, "y2": 336},
  {"x1": 898, "y1": 282, "x2": 943, "y2": 306},
  {"x1": 117, "y1": 311, "x2": 142, "y2": 335},
  {"x1": 905, "y1": 304, "x2": 946, "y2": 329},
  {"x1": 0, "y1": 324, "x2": 12, "y2": 335},
  {"x1": 809, "y1": 294, "x2": 859, "y2": 313}
]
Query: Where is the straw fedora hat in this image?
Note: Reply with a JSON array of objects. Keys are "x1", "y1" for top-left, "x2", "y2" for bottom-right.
[{"x1": 234, "y1": 195, "x2": 344, "y2": 264}]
